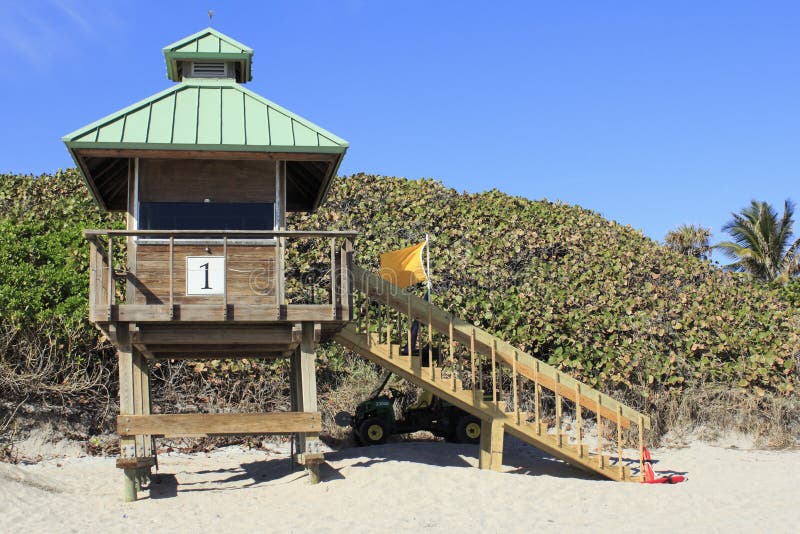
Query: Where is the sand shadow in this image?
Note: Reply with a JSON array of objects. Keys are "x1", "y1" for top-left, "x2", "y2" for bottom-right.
[
  {"x1": 149, "y1": 473, "x2": 178, "y2": 499},
  {"x1": 325, "y1": 440, "x2": 475, "y2": 470},
  {"x1": 149, "y1": 455, "x2": 345, "y2": 499},
  {"x1": 327, "y1": 437, "x2": 617, "y2": 481}
]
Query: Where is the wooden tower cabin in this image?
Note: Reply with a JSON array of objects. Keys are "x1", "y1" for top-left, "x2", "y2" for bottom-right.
[{"x1": 64, "y1": 28, "x2": 353, "y2": 500}]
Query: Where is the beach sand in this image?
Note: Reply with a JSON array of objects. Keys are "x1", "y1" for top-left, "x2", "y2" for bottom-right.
[{"x1": 1, "y1": 438, "x2": 797, "y2": 533}]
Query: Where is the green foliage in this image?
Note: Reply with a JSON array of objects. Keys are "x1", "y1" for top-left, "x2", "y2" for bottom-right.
[
  {"x1": 716, "y1": 199, "x2": 800, "y2": 282},
  {"x1": 777, "y1": 277, "x2": 800, "y2": 307},
  {"x1": 664, "y1": 224, "x2": 711, "y2": 260},
  {"x1": 0, "y1": 170, "x2": 121, "y2": 345},
  {"x1": 293, "y1": 175, "x2": 800, "y2": 397}
]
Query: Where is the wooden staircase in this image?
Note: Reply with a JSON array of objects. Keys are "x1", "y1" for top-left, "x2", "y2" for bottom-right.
[{"x1": 333, "y1": 265, "x2": 651, "y2": 482}]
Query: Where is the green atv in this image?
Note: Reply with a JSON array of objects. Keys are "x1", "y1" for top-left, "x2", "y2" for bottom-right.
[{"x1": 335, "y1": 372, "x2": 483, "y2": 446}]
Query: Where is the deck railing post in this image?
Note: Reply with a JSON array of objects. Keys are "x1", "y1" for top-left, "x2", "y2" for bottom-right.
[
  {"x1": 407, "y1": 292, "x2": 412, "y2": 355},
  {"x1": 470, "y1": 327, "x2": 476, "y2": 398},
  {"x1": 555, "y1": 373, "x2": 562, "y2": 447},
  {"x1": 638, "y1": 414, "x2": 645, "y2": 478},
  {"x1": 365, "y1": 277, "x2": 370, "y2": 346},
  {"x1": 89, "y1": 240, "x2": 98, "y2": 315},
  {"x1": 169, "y1": 236, "x2": 174, "y2": 318},
  {"x1": 449, "y1": 317, "x2": 456, "y2": 391},
  {"x1": 107, "y1": 236, "x2": 114, "y2": 313},
  {"x1": 512, "y1": 350, "x2": 519, "y2": 424},
  {"x1": 534, "y1": 361, "x2": 541, "y2": 434},
  {"x1": 617, "y1": 405, "x2": 624, "y2": 479},
  {"x1": 384, "y1": 287, "x2": 390, "y2": 345},
  {"x1": 597, "y1": 393, "x2": 604, "y2": 468},
  {"x1": 428, "y1": 301, "x2": 434, "y2": 379},
  {"x1": 223, "y1": 236, "x2": 228, "y2": 320},
  {"x1": 491, "y1": 339, "x2": 497, "y2": 407},
  {"x1": 330, "y1": 238, "x2": 337, "y2": 317}
]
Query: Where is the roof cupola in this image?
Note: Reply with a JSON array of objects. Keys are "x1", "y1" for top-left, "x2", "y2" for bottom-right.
[{"x1": 162, "y1": 27, "x2": 253, "y2": 83}]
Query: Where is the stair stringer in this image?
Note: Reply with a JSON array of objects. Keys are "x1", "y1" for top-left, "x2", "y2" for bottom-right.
[{"x1": 334, "y1": 324, "x2": 640, "y2": 482}]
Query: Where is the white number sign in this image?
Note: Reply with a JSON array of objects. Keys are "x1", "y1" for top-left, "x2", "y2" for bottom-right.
[{"x1": 186, "y1": 257, "x2": 225, "y2": 295}]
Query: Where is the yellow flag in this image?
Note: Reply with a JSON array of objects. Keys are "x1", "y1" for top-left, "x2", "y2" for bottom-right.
[{"x1": 379, "y1": 241, "x2": 427, "y2": 288}]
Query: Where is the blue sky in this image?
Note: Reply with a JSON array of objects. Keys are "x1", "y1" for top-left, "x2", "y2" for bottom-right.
[{"x1": 0, "y1": 1, "x2": 797, "y2": 246}]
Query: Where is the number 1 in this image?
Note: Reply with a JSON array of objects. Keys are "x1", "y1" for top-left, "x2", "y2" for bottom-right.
[{"x1": 200, "y1": 262, "x2": 211, "y2": 289}]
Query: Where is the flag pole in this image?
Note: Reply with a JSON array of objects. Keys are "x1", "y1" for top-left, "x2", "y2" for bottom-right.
[{"x1": 425, "y1": 233, "x2": 431, "y2": 302}]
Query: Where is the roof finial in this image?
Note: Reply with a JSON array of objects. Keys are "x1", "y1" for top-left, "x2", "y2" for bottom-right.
[{"x1": 208, "y1": 10, "x2": 214, "y2": 26}]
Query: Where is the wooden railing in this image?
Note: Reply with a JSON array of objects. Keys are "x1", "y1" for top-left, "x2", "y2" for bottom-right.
[
  {"x1": 349, "y1": 264, "x2": 650, "y2": 477},
  {"x1": 85, "y1": 229, "x2": 356, "y2": 323}
]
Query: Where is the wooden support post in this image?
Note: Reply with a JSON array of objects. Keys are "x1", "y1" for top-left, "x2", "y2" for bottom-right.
[
  {"x1": 117, "y1": 325, "x2": 137, "y2": 502},
  {"x1": 479, "y1": 418, "x2": 504, "y2": 471},
  {"x1": 132, "y1": 349, "x2": 147, "y2": 462},
  {"x1": 295, "y1": 452, "x2": 325, "y2": 484},
  {"x1": 291, "y1": 322, "x2": 319, "y2": 457},
  {"x1": 123, "y1": 468, "x2": 137, "y2": 502}
]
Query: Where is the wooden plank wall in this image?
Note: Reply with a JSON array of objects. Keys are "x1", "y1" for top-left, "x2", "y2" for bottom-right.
[
  {"x1": 134, "y1": 244, "x2": 277, "y2": 305},
  {"x1": 138, "y1": 159, "x2": 276, "y2": 202},
  {"x1": 131, "y1": 158, "x2": 279, "y2": 306}
]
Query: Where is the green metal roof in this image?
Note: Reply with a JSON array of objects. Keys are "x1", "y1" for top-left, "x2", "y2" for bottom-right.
[
  {"x1": 63, "y1": 78, "x2": 348, "y2": 212},
  {"x1": 64, "y1": 79, "x2": 348, "y2": 150},
  {"x1": 163, "y1": 28, "x2": 254, "y2": 82}
]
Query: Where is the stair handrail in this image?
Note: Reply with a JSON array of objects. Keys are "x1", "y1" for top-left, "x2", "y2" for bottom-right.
[{"x1": 350, "y1": 264, "x2": 650, "y2": 430}]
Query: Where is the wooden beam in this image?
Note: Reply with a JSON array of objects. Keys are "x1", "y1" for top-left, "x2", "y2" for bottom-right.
[
  {"x1": 76, "y1": 149, "x2": 339, "y2": 162},
  {"x1": 145, "y1": 343, "x2": 297, "y2": 353},
  {"x1": 94, "y1": 303, "x2": 342, "y2": 323},
  {"x1": 84, "y1": 229, "x2": 358, "y2": 238},
  {"x1": 133, "y1": 326, "x2": 301, "y2": 345},
  {"x1": 292, "y1": 322, "x2": 319, "y2": 455},
  {"x1": 117, "y1": 412, "x2": 322, "y2": 437},
  {"x1": 116, "y1": 325, "x2": 138, "y2": 502},
  {"x1": 151, "y1": 350, "x2": 290, "y2": 360}
]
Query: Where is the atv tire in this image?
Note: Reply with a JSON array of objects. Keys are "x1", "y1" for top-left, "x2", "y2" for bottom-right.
[
  {"x1": 358, "y1": 417, "x2": 388, "y2": 445},
  {"x1": 455, "y1": 415, "x2": 482, "y2": 444}
]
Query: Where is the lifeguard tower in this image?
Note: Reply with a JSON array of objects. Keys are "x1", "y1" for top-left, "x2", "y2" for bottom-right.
[
  {"x1": 64, "y1": 28, "x2": 354, "y2": 499},
  {"x1": 66, "y1": 27, "x2": 658, "y2": 502}
]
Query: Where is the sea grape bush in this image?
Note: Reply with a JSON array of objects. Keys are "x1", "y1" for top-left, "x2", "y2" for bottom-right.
[
  {"x1": 293, "y1": 174, "x2": 800, "y2": 398},
  {"x1": 0, "y1": 170, "x2": 797, "y2": 406}
]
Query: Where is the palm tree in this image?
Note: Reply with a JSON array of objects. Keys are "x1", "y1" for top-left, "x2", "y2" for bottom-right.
[
  {"x1": 716, "y1": 199, "x2": 800, "y2": 282},
  {"x1": 664, "y1": 224, "x2": 712, "y2": 260}
]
